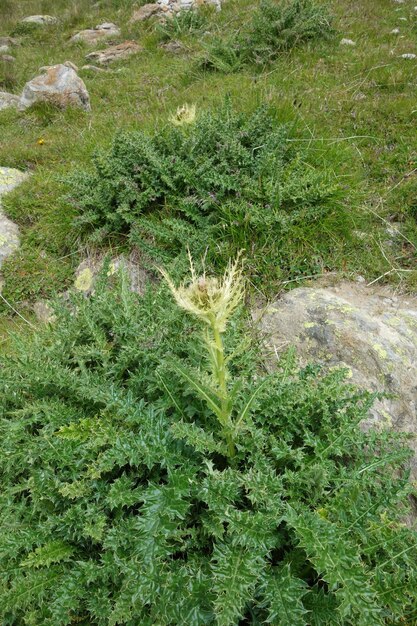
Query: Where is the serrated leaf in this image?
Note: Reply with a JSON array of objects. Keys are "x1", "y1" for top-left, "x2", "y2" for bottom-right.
[
  {"x1": 21, "y1": 541, "x2": 74, "y2": 569},
  {"x1": 211, "y1": 543, "x2": 265, "y2": 626},
  {"x1": 262, "y1": 564, "x2": 308, "y2": 625}
]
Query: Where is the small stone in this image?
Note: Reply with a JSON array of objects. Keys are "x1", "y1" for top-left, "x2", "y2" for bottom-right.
[
  {"x1": 33, "y1": 300, "x2": 56, "y2": 323},
  {"x1": 71, "y1": 22, "x2": 120, "y2": 45},
  {"x1": 400, "y1": 53, "x2": 416, "y2": 59},
  {"x1": 355, "y1": 275, "x2": 366, "y2": 284},
  {"x1": 19, "y1": 64, "x2": 91, "y2": 111},
  {"x1": 0, "y1": 45, "x2": 10, "y2": 54},
  {"x1": 159, "y1": 40, "x2": 185, "y2": 53},
  {"x1": 398, "y1": 16, "x2": 408, "y2": 20},
  {"x1": 130, "y1": 3, "x2": 161, "y2": 22},
  {"x1": 340, "y1": 38, "x2": 356, "y2": 46},
  {"x1": 74, "y1": 252, "x2": 148, "y2": 296},
  {"x1": 0, "y1": 37, "x2": 19, "y2": 47},
  {"x1": 21, "y1": 15, "x2": 58, "y2": 25},
  {"x1": 391, "y1": 28, "x2": 400, "y2": 34},
  {"x1": 85, "y1": 40, "x2": 142, "y2": 65},
  {"x1": 0, "y1": 91, "x2": 19, "y2": 111},
  {"x1": 0, "y1": 55, "x2": 15, "y2": 63},
  {"x1": 81, "y1": 64, "x2": 108, "y2": 72}
]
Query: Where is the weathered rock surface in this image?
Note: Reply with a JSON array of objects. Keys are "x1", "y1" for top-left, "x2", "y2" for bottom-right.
[
  {"x1": 19, "y1": 64, "x2": 91, "y2": 111},
  {"x1": 0, "y1": 37, "x2": 19, "y2": 47},
  {"x1": 85, "y1": 41, "x2": 142, "y2": 65},
  {"x1": 0, "y1": 167, "x2": 28, "y2": 271},
  {"x1": 33, "y1": 300, "x2": 56, "y2": 323},
  {"x1": 0, "y1": 92, "x2": 19, "y2": 111},
  {"x1": 130, "y1": 0, "x2": 221, "y2": 21},
  {"x1": 253, "y1": 281, "x2": 417, "y2": 474},
  {"x1": 74, "y1": 251, "x2": 149, "y2": 295},
  {"x1": 81, "y1": 64, "x2": 109, "y2": 73},
  {"x1": 0, "y1": 55, "x2": 16, "y2": 63},
  {"x1": 21, "y1": 15, "x2": 58, "y2": 25},
  {"x1": 160, "y1": 40, "x2": 185, "y2": 53},
  {"x1": 71, "y1": 22, "x2": 120, "y2": 45},
  {"x1": 130, "y1": 3, "x2": 161, "y2": 22},
  {"x1": 0, "y1": 45, "x2": 10, "y2": 54}
]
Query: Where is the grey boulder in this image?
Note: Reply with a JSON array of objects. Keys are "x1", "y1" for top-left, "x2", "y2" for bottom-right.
[
  {"x1": 71, "y1": 22, "x2": 121, "y2": 45},
  {"x1": 0, "y1": 91, "x2": 19, "y2": 111},
  {"x1": 85, "y1": 41, "x2": 142, "y2": 65},
  {"x1": 0, "y1": 167, "x2": 28, "y2": 271},
  {"x1": 253, "y1": 281, "x2": 417, "y2": 475},
  {"x1": 19, "y1": 64, "x2": 91, "y2": 111},
  {"x1": 21, "y1": 15, "x2": 58, "y2": 25}
]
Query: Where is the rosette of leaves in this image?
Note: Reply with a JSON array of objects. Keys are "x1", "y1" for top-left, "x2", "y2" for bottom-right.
[
  {"x1": 66, "y1": 101, "x2": 347, "y2": 285},
  {"x1": 0, "y1": 272, "x2": 416, "y2": 625},
  {"x1": 202, "y1": 0, "x2": 334, "y2": 71}
]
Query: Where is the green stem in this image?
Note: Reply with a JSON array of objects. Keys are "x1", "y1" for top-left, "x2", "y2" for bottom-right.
[{"x1": 210, "y1": 320, "x2": 235, "y2": 459}]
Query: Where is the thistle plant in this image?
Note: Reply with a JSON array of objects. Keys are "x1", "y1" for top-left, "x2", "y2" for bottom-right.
[
  {"x1": 169, "y1": 103, "x2": 196, "y2": 126},
  {"x1": 1, "y1": 274, "x2": 417, "y2": 624},
  {"x1": 161, "y1": 253, "x2": 253, "y2": 458}
]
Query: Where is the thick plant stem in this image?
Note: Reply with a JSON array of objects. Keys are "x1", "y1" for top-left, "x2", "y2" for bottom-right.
[{"x1": 210, "y1": 319, "x2": 235, "y2": 458}]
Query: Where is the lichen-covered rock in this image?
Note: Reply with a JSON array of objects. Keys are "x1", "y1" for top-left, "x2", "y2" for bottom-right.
[
  {"x1": 253, "y1": 281, "x2": 417, "y2": 474},
  {"x1": 0, "y1": 167, "x2": 28, "y2": 271},
  {"x1": 85, "y1": 41, "x2": 142, "y2": 65},
  {"x1": 130, "y1": 0, "x2": 221, "y2": 21},
  {"x1": 0, "y1": 91, "x2": 19, "y2": 111},
  {"x1": 74, "y1": 252, "x2": 149, "y2": 296},
  {"x1": 21, "y1": 15, "x2": 58, "y2": 25},
  {"x1": 130, "y1": 3, "x2": 161, "y2": 22},
  {"x1": 71, "y1": 22, "x2": 120, "y2": 45},
  {"x1": 18, "y1": 64, "x2": 91, "y2": 111}
]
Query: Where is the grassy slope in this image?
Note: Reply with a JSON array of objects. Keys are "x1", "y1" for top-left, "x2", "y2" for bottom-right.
[{"x1": 0, "y1": 0, "x2": 416, "y2": 341}]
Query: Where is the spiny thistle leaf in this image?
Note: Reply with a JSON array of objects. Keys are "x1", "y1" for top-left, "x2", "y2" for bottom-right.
[
  {"x1": 21, "y1": 541, "x2": 75, "y2": 569},
  {"x1": 261, "y1": 564, "x2": 309, "y2": 625}
]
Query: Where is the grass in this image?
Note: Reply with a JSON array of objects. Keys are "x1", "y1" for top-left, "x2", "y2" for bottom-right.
[{"x1": 0, "y1": 0, "x2": 417, "y2": 340}]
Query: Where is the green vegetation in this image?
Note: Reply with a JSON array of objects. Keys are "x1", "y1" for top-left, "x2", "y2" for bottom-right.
[
  {"x1": 203, "y1": 0, "x2": 333, "y2": 70},
  {"x1": 66, "y1": 101, "x2": 348, "y2": 284},
  {"x1": 0, "y1": 0, "x2": 416, "y2": 313},
  {"x1": 0, "y1": 0, "x2": 416, "y2": 623},
  {"x1": 156, "y1": 7, "x2": 209, "y2": 40},
  {"x1": 1, "y1": 271, "x2": 416, "y2": 625}
]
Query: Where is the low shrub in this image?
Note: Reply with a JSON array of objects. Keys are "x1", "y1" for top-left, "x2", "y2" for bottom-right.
[
  {"x1": 202, "y1": 0, "x2": 333, "y2": 71},
  {"x1": 245, "y1": 0, "x2": 333, "y2": 64},
  {"x1": 66, "y1": 100, "x2": 348, "y2": 286},
  {"x1": 0, "y1": 267, "x2": 416, "y2": 625}
]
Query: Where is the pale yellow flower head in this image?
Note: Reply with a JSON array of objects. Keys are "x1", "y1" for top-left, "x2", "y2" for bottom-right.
[
  {"x1": 161, "y1": 252, "x2": 245, "y2": 333},
  {"x1": 169, "y1": 103, "x2": 197, "y2": 127}
]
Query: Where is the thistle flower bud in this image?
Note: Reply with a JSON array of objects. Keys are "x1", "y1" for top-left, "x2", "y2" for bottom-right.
[
  {"x1": 169, "y1": 103, "x2": 197, "y2": 127},
  {"x1": 160, "y1": 252, "x2": 245, "y2": 333}
]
